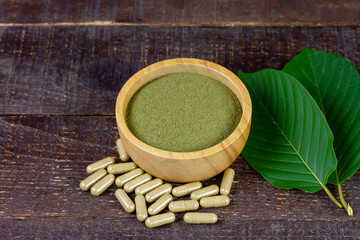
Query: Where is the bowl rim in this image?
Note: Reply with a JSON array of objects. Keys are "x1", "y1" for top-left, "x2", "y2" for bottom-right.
[{"x1": 115, "y1": 58, "x2": 252, "y2": 160}]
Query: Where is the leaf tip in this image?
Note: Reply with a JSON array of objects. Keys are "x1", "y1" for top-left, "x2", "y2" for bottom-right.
[{"x1": 302, "y1": 46, "x2": 314, "y2": 52}]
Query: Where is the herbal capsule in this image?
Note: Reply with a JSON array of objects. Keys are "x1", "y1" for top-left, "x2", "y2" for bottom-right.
[
  {"x1": 79, "y1": 169, "x2": 107, "y2": 191},
  {"x1": 172, "y1": 182, "x2": 202, "y2": 197},
  {"x1": 90, "y1": 174, "x2": 115, "y2": 196},
  {"x1": 124, "y1": 173, "x2": 152, "y2": 193},
  {"x1": 135, "y1": 195, "x2": 148, "y2": 222},
  {"x1": 115, "y1": 168, "x2": 143, "y2": 187},
  {"x1": 115, "y1": 189, "x2": 135, "y2": 213},
  {"x1": 200, "y1": 195, "x2": 230, "y2": 208},
  {"x1": 148, "y1": 193, "x2": 173, "y2": 215},
  {"x1": 107, "y1": 162, "x2": 137, "y2": 175},
  {"x1": 135, "y1": 178, "x2": 163, "y2": 195},
  {"x1": 116, "y1": 138, "x2": 129, "y2": 161},
  {"x1": 168, "y1": 200, "x2": 199, "y2": 212},
  {"x1": 86, "y1": 157, "x2": 115, "y2": 174},
  {"x1": 145, "y1": 212, "x2": 176, "y2": 229},
  {"x1": 183, "y1": 212, "x2": 218, "y2": 224},
  {"x1": 220, "y1": 168, "x2": 235, "y2": 195},
  {"x1": 190, "y1": 184, "x2": 219, "y2": 200},
  {"x1": 145, "y1": 183, "x2": 172, "y2": 203}
]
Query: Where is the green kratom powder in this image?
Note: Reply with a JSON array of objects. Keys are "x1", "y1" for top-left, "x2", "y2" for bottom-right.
[{"x1": 125, "y1": 72, "x2": 242, "y2": 152}]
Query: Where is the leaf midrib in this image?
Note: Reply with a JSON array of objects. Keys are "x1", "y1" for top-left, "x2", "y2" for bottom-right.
[
  {"x1": 247, "y1": 74, "x2": 326, "y2": 189},
  {"x1": 305, "y1": 50, "x2": 341, "y2": 185},
  {"x1": 305, "y1": 49, "x2": 326, "y2": 113}
]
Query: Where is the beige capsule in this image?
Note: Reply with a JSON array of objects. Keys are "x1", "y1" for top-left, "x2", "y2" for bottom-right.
[
  {"x1": 145, "y1": 212, "x2": 176, "y2": 229},
  {"x1": 220, "y1": 168, "x2": 235, "y2": 195},
  {"x1": 79, "y1": 169, "x2": 107, "y2": 191},
  {"x1": 145, "y1": 183, "x2": 172, "y2": 203},
  {"x1": 148, "y1": 193, "x2": 173, "y2": 215},
  {"x1": 107, "y1": 162, "x2": 137, "y2": 175},
  {"x1": 90, "y1": 174, "x2": 115, "y2": 196},
  {"x1": 135, "y1": 195, "x2": 148, "y2": 222},
  {"x1": 190, "y1": 184, "x2": 219, "y2": 200},
  {"x1": 116, "y1": 138, "x2": 129, "y2": 161},
  {"x1": 183, "y1": 212, "x2": 218, "y2": 224},
  {"x1": 168, "y1": 200, "x2": 199, "y2": 213},
  {"x1": 86, "y1": 157, "x2": 115, "y2": 174},
  {"x1": 115, "y1": 189, "x2": 135, "y2": 213},
  {"x1": 115, "y1": 168, "x2": 143, "y2": 187},
  {"x1": 135, "y1": 178, "x2": 163, "y2": 195},
  {"x1": 200, "y1": 195, "x2": 230, "y2": 208},
  {"x1": 124, "y1": 173, "x2": 152, "y2": 193},
  {"x1": 172, "y1": 182, "x2": 202, "y2": 197}
]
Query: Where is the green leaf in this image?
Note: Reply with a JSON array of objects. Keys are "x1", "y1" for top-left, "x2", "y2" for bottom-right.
[
  {"x1": 238, "y1": 69, "x2": 337, "y2": 192},
  {"x1": 283, "y1": 47, "x2": 360, "y2": 184}
]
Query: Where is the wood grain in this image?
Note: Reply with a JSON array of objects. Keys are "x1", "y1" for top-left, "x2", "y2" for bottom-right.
[
  {"x1": 1, "y1": 218, "x2": 359, "y2": 239},
  {"x1": 0, "y1": 116, "x2": 359, "y2": 239},
  {"x1": 0, "y1": 26, "x2": 359, "y2": 115},
  {"x1": 0, "y1": 0, "x2": 359, "y2": 26},
  {"x1": 1, "y1": 3, "x2": 360, "y2": 237}
]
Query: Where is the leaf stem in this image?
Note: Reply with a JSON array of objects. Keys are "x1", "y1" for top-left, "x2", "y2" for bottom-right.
[
  {"x1": 338, "y1": 184, "x2": 353, "y2": 216},
  {"x1": 323, "y1": 186, "x2": 343, "y2": 208}
]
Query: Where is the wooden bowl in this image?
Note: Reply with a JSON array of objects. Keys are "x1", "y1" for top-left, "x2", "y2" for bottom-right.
[{"x1": 115, "y1": 58, "x2": 252, "y2": 182}]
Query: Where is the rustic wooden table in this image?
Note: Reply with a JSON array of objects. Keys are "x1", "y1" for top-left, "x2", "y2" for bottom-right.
[{"x1": 0, "y1": 1, "x2": 359, "y2": 239}]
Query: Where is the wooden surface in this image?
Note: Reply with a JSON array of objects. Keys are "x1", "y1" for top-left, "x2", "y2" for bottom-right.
[
  {"x1": 1, "y1": 26, "x2": 359, "y2": 115},
  {"x1": 0, "y1": 1, "x2": 359, "y2": 239},
  {"x1": 0, "y1": 0, "x2": 359, "y2": 26}
]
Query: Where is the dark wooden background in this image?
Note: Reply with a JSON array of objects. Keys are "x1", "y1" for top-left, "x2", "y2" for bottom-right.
[{"x1": 0, "y1": 1, "x2": 359, "y2": 239}]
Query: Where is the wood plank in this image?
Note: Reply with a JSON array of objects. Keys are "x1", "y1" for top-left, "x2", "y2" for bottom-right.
[
  {"x1": 0, "y1": 0, "x2": 359, "y2": 26},
  {"x1": 0, "y1": 26, "x2": 359, "y2": 115},
  {"x1": 1, "y1": 218, "x2": 359, "y2": 239},
  {"x1": 1, "y1": 116, "x2": 359, "y2": 226}
]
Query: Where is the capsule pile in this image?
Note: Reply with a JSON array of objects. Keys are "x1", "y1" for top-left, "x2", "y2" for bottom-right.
[{"x1": 80, "y1": 138, "x2": 235, "y2": 228}]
